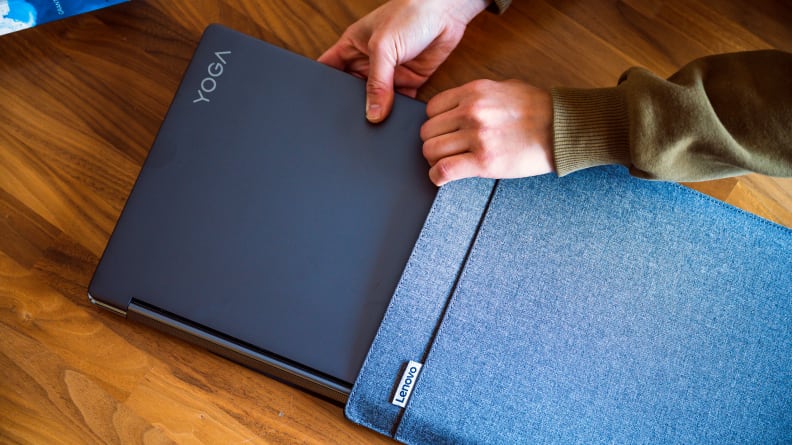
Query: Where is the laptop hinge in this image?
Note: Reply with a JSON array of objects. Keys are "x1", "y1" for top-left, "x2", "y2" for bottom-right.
[
  {"x1": 88, "y1": 293, "x2": 128, "y2": 317},
  {"x1": 126, "y1": 300, "x2": 349, "y2": 404}
]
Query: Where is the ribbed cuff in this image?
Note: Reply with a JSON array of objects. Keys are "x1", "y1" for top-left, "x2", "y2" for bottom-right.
[
  {"x1": 551, "y1": 87, "x2": 631, "y2": 176},
  {"x1": 487, "y1": 0, "x2": 511, "y2": 14}
]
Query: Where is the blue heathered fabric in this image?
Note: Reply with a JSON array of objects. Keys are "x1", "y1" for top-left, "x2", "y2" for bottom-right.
[
  {"x1": 347, "y1": 166, "x2": 792, "y2": 444},
  {"x1": 345, "y1": 177, "x2": 496, "y2": 436}
]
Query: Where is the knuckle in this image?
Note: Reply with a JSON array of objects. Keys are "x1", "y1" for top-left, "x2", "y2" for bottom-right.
[
  {"x1": 467, "y1": 78, "x2": 492, "y2": 93},
  {"x1": 367, "y1": 32, "x2": 390, "y2": 54},
  {"x1": 472, "y1": 129, "x2": 488, "y2": 149},
  {"x1": 366, "y1": 80, "x2": 390, "y2": 97},
  {"x1": 466, "y1": 128, "x2": 489, "y2": 153},
  {"x1": 366, "y1": 75, "x2": 388, "y2": 91},
  {"x1": 473, "y1": 148, "x2": 494, "y2": 169},
  {"x1": 460, "y1": 102, "x2": 486, "y2": 126},
  {"x1": 368, "y1": 32, "x2": 401, "y2": 65},
  {"x1": 434, "y1": 159, "x2": 453, "y2": 182},
  {"x1": 472, "y1": 137, "x2": 497, "y2": 171}
]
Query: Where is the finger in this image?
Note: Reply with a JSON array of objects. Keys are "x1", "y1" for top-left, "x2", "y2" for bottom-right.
[
  {"x1": 345, "y1": 57, "x2": 372, "y2": 78},
  {"x1": 420, "y1": 107, "x2": 462, "y2": 140},
  {"x1": 317, "y1": 45, "x2": 347, "y2": 70},
  {"x1": 365, "y1": 42, "x2": 396, "y2": 123},
  {"x1": 428, "y1": 152, "x2": 480, "y2": 186},
  {"x1": 422, "y1": 131, "x2": 470, "y2": 166},
  {"x1": 396, "y1": 87, "x2": 418, "y2": 98},
  {"x1": 426, "y1": 86, "x2": 464, "y2": 118},
  {"x1": 393, "y1": 65, "x2": 431, "y2": 94}
]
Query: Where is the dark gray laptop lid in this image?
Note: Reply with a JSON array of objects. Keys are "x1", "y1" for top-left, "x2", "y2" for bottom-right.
[{"x1": 88, "y1": 24, "x2": 436, "y2": 391}]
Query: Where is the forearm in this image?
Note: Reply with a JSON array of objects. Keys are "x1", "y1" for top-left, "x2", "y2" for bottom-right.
[{"x1": 552, "y1": 50, "x2": 792, "y2": 181}]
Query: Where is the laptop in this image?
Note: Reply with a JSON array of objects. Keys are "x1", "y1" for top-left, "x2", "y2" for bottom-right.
[{"x1": 88, "y1": 24, "x2": 436, "y2": 403}]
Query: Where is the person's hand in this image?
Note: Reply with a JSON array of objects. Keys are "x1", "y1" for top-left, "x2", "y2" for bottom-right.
[
  {"x1": 318, "y1": 0, "x2": 489, "y2": 123},
  {"x1": 421, "y1": 79, "x2": 555, "y2": 186}
]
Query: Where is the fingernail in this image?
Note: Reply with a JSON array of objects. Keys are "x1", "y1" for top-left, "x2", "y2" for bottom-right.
[{"x1": 366, "y1": 99, "x2": 381, "y2": 122}]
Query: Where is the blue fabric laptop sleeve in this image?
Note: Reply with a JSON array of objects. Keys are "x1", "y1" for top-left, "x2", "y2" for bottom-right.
[{"x1": 345, "y1": 166, "x2": 792, "y2": 444}]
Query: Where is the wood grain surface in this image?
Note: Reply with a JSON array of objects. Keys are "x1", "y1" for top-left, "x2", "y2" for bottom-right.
[{"x1": 2, "y1": 1, "x2": 791, "y2": 443}]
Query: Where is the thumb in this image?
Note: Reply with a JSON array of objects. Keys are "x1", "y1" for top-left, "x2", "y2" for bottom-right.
[{"x1": 365, "y1": 45, "x2": 396, "y2": 123}]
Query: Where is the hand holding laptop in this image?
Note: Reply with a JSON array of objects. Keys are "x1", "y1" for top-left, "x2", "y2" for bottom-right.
[
  {"x1": 318, "y1": 0, "x2": 556, "y2": 186},
  {"x1": 420, "y1": 79, "x2": 554, "y2": 186},
  {"x1": 318, "y1": 0, "x2": 489, "y2": 123}
]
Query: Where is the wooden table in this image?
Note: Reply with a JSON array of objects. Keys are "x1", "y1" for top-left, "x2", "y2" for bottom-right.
[{"x1": 2, "y1": 1, "x2": 790, "y2": 443}]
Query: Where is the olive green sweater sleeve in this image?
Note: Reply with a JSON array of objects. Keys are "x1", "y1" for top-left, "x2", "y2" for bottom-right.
[
  {"x1": 551, "y1": 50, "x2": 792, "y2": 181},
  {"x1": 488, "y1": 0, "x2": 511, "y2": 14}
]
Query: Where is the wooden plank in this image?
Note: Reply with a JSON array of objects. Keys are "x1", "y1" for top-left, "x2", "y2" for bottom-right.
[{"x1": 1, "y1": 1, "x2": 790, "y2": 443}]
